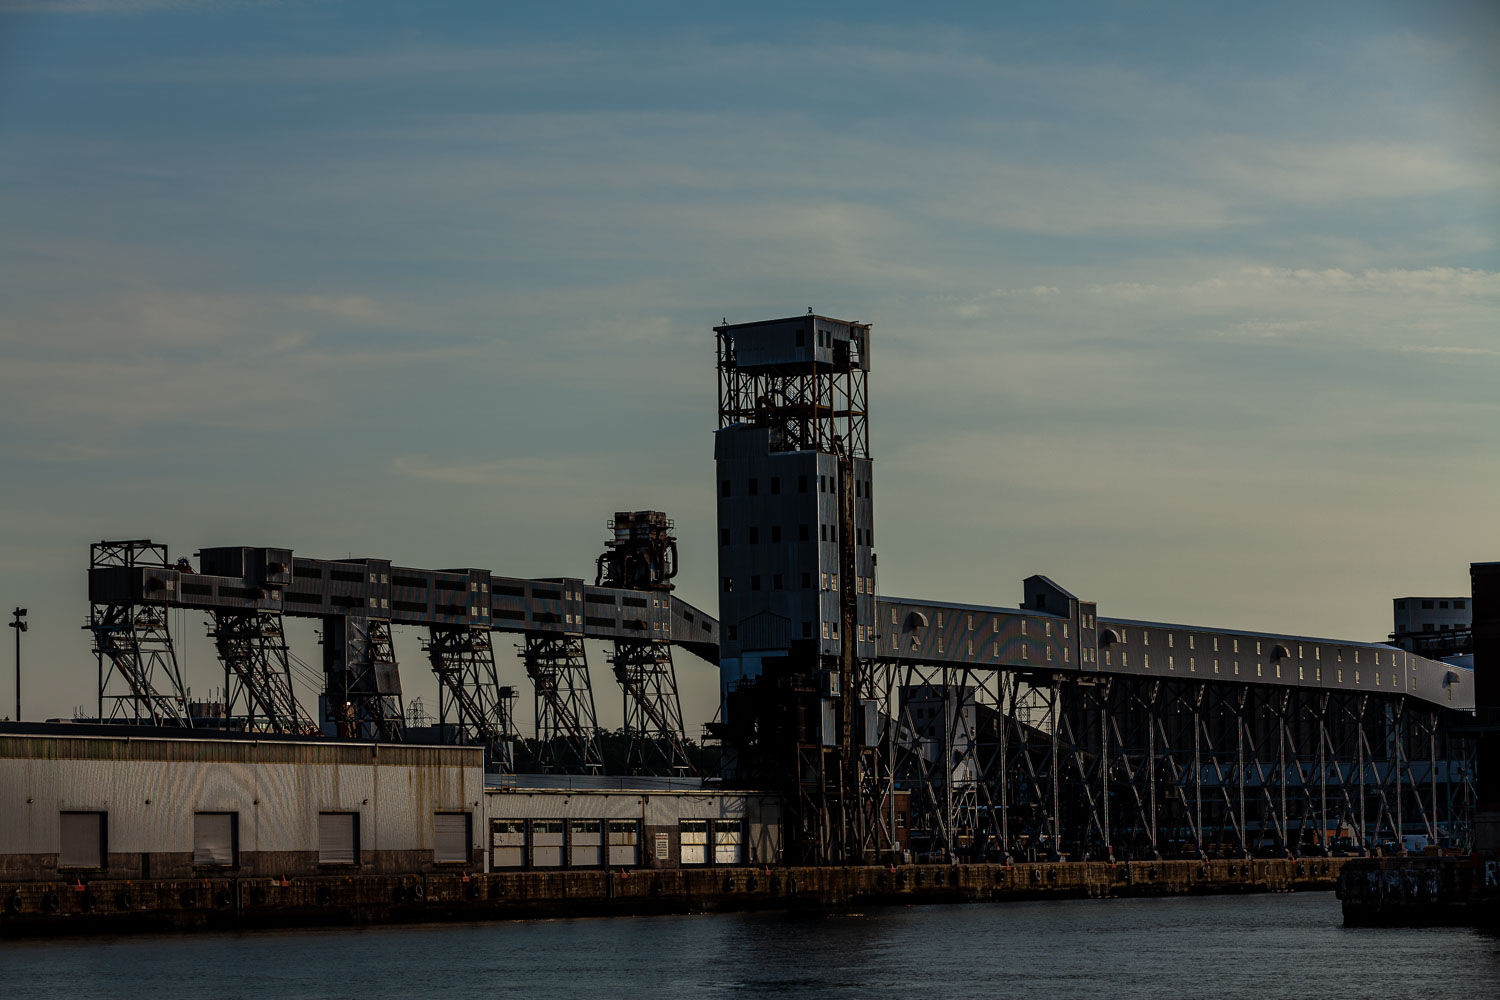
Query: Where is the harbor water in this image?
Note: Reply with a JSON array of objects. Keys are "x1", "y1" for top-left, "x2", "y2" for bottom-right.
[{"x1": 4, "y1": 892, "x2": 1497, "y2": 999}]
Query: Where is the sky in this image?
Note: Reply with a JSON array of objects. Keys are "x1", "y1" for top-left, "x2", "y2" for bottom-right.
[{"x1": 0, "y1": 0, "x2": 1497, "y2": 732}]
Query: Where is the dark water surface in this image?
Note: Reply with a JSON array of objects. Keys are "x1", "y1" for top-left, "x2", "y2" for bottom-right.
[{"x1": 4, "y1": 893, "x2": 1498, "y2": 999}]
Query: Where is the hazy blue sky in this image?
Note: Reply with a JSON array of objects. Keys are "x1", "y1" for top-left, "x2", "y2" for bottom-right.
[{"x1": 1, "y1": 0, "x2": 1496, "y2": 730}]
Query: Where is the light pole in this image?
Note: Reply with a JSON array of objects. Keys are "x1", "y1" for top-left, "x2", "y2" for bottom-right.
[{"x1": 8, "y1": 608, "x2": 26, "y2": 722}]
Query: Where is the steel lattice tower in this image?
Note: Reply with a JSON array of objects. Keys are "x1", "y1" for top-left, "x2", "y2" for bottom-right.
[
  {"x1": 597, "y1": 511, "x2": 696, "y2": 775},
  {"x1": 424, "y1": 625, "x2": 517, "y2": 771},
  {"x1": 209, "y1": 609, "x2": 318, "y2": 734},
  {"x1": 87, "y1": 540, "x2": 192, "y2": 727},
  {"x1": 524, "y1": 633, "x2": 603, "y2": 773},
  {"x1": 610, "y1": 639, "x2": 694, "y2": 774}
]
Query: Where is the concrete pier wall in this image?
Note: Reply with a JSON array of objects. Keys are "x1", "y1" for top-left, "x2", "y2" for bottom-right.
[{"x1": 1, "y1": 858, "x2": 1344, "y2": 937}]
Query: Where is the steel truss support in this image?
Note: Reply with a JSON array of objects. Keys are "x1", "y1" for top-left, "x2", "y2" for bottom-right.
[
  {"x1": 88, "y1": 540, "x2": 191, "y2": 726},
  {"x1": 523, "y1": 632, "x2": 603, "y2": 774},
  {"x1": 609, "y1": 639, "x2": 695, "y2": 776},
  {"x1": 886, "y1": 664, "x2": 1475, "y2": 862},
  {"x1": 885, "y1": 663, "x2": 988, "y2": 861},
  {"x1": 424, "y1": 625, "x2": 516, "y2": 771},
  {"x1": 208, "y1": 609, "x2": 318, "y2": 735},
  {"x1": 322, "y1": 616, "x2": 404, "y2": 741},
  {"x1": 760, "y1": 656, "x2": 895, "y2": 866}
]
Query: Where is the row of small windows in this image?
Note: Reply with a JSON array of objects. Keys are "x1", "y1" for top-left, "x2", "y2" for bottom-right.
[
  {"x1": 720, "y1": 475, "x2": 871, "y2": 498},
  {"x1": 723, "y1": 572, "x2": 874, "y2": 594},
  {"x1": 1101, "y1": 626, "x2": 1390, "y2": 667},
  {"x1": 720, "y1": 524, "x2": 874, "y2": 547},
  {"x1": 1396, "y1": 599, "x2": 1466, "y2": 610},
  {"x1": 725, "y1": 620, "x2": 880, "y2": 643},
  {"x1": 873, "y1": 631, "x2": 1416, "y2": 691},
  {"x1": 794, "y1": 327, "x2": 837, "y2": 349},
  {"x1": 922, "y1": 611, "x2": 1072, "y2": 640},
  {"x1": 869, "y1": 632, "x2": 1414, "y2": 691}
]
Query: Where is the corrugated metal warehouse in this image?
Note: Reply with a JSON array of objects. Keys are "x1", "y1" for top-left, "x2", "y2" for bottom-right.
[{"x1": 0, "y1": 725, "x2": 778, "y2": 882}]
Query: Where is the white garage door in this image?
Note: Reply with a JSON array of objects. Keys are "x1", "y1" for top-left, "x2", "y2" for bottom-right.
[
  {"x1": 318, "y1": 812, "x2": 358, "y2": 865},
  {"x1": 491, "y1": 819, "x2": 527, "y2": 868},
  {"x1": 607, "y1": 820, "x2": 639, "y2": 867},
  {"x1": 569, "y1": 820, "x2": 602, "y2": 868}
]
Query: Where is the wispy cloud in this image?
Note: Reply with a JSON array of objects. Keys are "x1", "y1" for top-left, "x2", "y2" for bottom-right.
[{"x1": 0, "y1": 0, "x2": 272, "y2": 11}]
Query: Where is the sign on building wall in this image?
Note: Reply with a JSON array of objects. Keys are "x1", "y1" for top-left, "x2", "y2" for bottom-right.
[{"x1": 654, "y1": 832, "x2": 669, "y2": 861}]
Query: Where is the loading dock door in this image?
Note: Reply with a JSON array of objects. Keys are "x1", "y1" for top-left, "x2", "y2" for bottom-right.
[
  {"x1": 491, "y1": 819, "x2": 526, "y2": 868},
  {"x1": 434, "y1": 812, "x2": 471, "y2": 864},
  {"x1": 680, "y1": 820, "x2": 709, "y2": 865},
  {"x1": 607, "y1": 820, "x2": 639, "y2": 867},
  {"x1": 713, "y1": 821, "x2": 743, "y2": 865},
  {"x1": 569, "y1": 820, "x2": 602, "y2": 868},
  {"x1": 193, "y1": 812, "x2": 236, "y2": 867},
  {"x1": 317, "y1": 813, "x2": 358, "y2": 865},
  {"x1": 531, "y1": 820, "x2": 564, "y2": 868},
  {"x1": 59, "y1": 812, "x2": 104, "y2": 869}
]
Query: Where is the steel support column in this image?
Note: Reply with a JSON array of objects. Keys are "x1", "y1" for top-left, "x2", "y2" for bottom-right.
[
  {"x1": 524, "y1": 632, "x2": 603, "y2": 774},
  {"x1": 88, "y1": 540, "x2": 190, "y2": 727},
  {"x1": 424, "y1": 625, "x2": 515, "y2": 771},
  {"x1": 209, "y1": 609, "x2": 317, "y2": 735},
  {"x1": 610, "y1": 638, "x2": 695, "y2": 775}
]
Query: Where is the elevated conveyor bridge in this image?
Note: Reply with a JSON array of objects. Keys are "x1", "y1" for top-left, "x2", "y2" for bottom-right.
[{"x1": 87, "y1": 537, "x2": 719, "y2": 773}]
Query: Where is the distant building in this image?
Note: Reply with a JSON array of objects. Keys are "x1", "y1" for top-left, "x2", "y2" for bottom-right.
[{"x1": 1392, "y1": 596, "x2": 1472, "y2": 664}]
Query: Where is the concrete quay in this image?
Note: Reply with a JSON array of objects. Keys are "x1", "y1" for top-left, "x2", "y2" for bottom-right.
[{"x1": 1, "y1": 858, "x2": 1344, "y2": 937}]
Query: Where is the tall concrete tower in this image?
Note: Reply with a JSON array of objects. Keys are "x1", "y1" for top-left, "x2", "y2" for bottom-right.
[{"x1": 712, "y1": 313, "x2": 890, "y2": 863}]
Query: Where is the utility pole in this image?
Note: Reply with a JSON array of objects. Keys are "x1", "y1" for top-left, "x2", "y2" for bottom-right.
[{"x1": 8, "y1": 608, "x2": 27, "y2": 722}]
